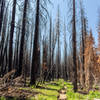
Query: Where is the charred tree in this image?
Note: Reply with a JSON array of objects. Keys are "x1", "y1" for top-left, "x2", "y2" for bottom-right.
[
  {"x1": 17, "y1": 0, "x2": 28, "y2": 76},
  {"x1": 8, "y1": 0, "x2": 16, "y2": 71},
  {"x1": 80, "y1": 1, "x2": 85, "y2": 88},
  {"x1": 72, "y1": 0, "x2": 77, "y2": 92},
  {"x1": 63, "y1": 22, "x2": 68, "y2": 80},
  {"x1": 30, "y1": 0, "x2": 40, "y2": 85},
  {"x1": 48, "y1": 17, "x2": 52, "y2": 81},
  {"x1": 42, "y1": 36, "x2": 48, "y2": 81},
  {"x1": 0, "y1": 0, "x2": 5, "y2": 35},
  {"x1": 56, "y1": 7, "x2": 61, "y2": 79},
  {"x1": 0, "y1": 5, "x2": 8, "y2": 76}
]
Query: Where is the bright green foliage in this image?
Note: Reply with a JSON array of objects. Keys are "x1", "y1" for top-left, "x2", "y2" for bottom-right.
[
  {"x1": 65, "y1": 81, "x2": 100, "y2": 100},
  {"x1": 0, "y1": 97, "x2": 6, "y2": 100},
  {"x1": 0, "y1": 97, "x2": 16, "y2": 100},
  {"x1": 30, "y1": 79, "x2": 64, "y2": 100},
  {"x1": 87, "y1": 90, "x2": 100, "y2": 99}
]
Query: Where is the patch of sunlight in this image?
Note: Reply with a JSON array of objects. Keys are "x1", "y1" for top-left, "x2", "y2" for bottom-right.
[
  {"x1": 86, "y1": 90, "x2": 100, "y2": 99},
  {"x1": 37, "y1": 94, "x2": 57, "y2": 100},
  {"x1": 19, "y1": 80, "x2": 63, "y2": 99},
  {"x1": 64, "y1": 80, "x2": 100, "y2": 100},
  {"x1": 34, "y1": 88, "x2": 58, "y2": 96}
]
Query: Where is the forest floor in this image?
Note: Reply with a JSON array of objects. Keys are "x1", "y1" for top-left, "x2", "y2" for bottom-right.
[{"x1": 0, "y1": 78, "x2": 100, "y2": 100}]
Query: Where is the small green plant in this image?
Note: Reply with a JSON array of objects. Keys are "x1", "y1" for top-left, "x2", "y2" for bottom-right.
[
  {"x1": 87, "y1": 90, "x2": 100, "y2": 99},
  {"x1": 0, "y1": 97, "x2": 6, "y2": 100}
]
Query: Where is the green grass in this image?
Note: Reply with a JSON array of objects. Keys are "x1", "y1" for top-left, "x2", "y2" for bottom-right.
[
  {"x1": 65, "y1": 82, "x2": 85, "y2": 100},
  {"x1": 0, "y1": 97, "x2": 17, "y2": 100},
  {"x1": 64, "y1": 81, "x2": 100, "y2": 100},
  {"x1": 30, "y1": 79, "x2": 64, "y2": 100},
  {"x1": 0, "y1": 97, "x2": 6, "y2": 100},
  {"x1": 1, "y1": 79, "x2": 100, "y2": 100},
  {"x1": 18, "y1": 79, "x2": 64, "y2": 100},
  {"x1": 87, "y1": 90, "x2": 100, "y2": 99}
]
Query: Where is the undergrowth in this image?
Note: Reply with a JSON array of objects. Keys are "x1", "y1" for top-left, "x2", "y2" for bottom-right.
[{"x1": 0, "y1": 79, "x2": 100, "y2": 100}]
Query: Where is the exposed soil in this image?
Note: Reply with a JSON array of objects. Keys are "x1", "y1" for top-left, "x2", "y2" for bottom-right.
[{"x1": 57, "y1": 86, "x2": 67, "y2": 100}]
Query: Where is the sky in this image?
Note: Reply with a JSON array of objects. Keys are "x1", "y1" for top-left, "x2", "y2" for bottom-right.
[
  {"x1": 84, "y1": 0, "x2": 100, "y2": 46},
  {"x1": 48, "y1": 0, "x2": 100, "y2": 46}
]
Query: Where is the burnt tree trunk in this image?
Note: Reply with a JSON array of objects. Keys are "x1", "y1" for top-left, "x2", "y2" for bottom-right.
[
  {"x1": 17, "y1": 0, "x2": 28, "y2": 76},
  {"x1": 64, "y1": 22, "x2": 68, "y2": 80},
  {"x1": 30, "y1": 0, "x2": 40, "y2": 85},
  {"x1": 56, "y1": 7, "x2": 61, "y2": 79},
  {"x1": 80, "y1": 4, "x2": 85, "y2": 88},
  {"x1": 48, "y1": 17, "x2": 52, "y2": 81},
  {"x1": 0, "y1": 0, "x2": 5, "y2": 35},
  {"x1": 8, "y1": 0, "x2": 16, "y2": 71},
  {"x1": 72, "y1": 0, "x2": 77, "y2": 92}
]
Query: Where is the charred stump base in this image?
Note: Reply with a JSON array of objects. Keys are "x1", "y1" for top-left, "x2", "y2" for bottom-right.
[{"x1": 57, "y1": 86, "x2": 67, "y2": 100}]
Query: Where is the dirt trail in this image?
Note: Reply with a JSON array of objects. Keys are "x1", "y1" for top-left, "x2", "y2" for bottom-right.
[{"x1": 58, "y1": 86, "x2": 67, "y2": 100}]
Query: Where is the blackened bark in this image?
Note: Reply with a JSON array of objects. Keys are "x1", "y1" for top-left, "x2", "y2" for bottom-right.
[
  {"x1": 80, "y1": 4, "x2": 85, "y2": 87},
  {"x1": 83, "y1": 18, "x2": 87, "y2": 42},
  {"x1": 8, "y1": 0, "x2": 16, "y2": 72},
  {"x1": 64, "y1": 23, "x2": 68, "y2": 80},
  {"x1": 30, "y1": 0, "x2": 40, "y2": 85},
  {"x1": 56, "y1": 7, "x2": 61, "y2": 79},
  {"x1": 0, "y1": 7, "x2": 8, "y2": 76},
  {"x1": 17, "y1": 0, "x2": 28, "y2": 76},
  {"x1": 81, "y1": 16, "x2": 85, "y2": 87},
  {"x1": 0, "y1": 0, "x2": 5, "y2": 35},
  {"x1": 48, "y1": 17, "x2": 52, "y2": 80},
  {"x1": 72, "y1": 0, "x2": 77, "y2": 92}
]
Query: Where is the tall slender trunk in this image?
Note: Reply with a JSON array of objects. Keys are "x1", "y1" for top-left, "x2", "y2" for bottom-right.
[
  {"x1": 0, "y1": 6, "x2": 8, "y2": 76},
  {"x1": 8, "y1": 0, "x2": 16, "y2": 71},
  {"x1": 64, "y1": 22, "x2": 68, "y2": 80},
  {"x1": 0, "y1": 0, "x2": 5, "y2": 35},
  {"x1": 56, "y1": 7, "x2": 61, "y2": 79},
  {"x1": 48, "y1": 17, "x2": 52, "y2": 80},
  {"x1": 80, "y1": 4, "x2": 85, "y2": 87},
  {"x1": 72, "y1": 0, "x2": 77, "y2": 92},
  {"x1": 30, "y1": 0, "x2": 40, "y2": 85},
  {"x1": 18, "y1": 0, "x2": 28, "y2": 76},
  {"x1": 83, "y1": 18, "x2": 87, "y2": 42}
]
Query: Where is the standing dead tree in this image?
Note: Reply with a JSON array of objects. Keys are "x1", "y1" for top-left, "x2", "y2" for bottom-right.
[
  {"x1": 0, "y1": 2, "x2": 9, "y2": 76},
  {"x1": 30, "y1": 0, "x2": 40, "y2": 85},
  {"x1": 72, "y1": 0, "x2": 77, "y2": 92},
  {"x1": 56, "y1": 6, "x2": 61, "y2": 79},
  {"x1": 18, "y1": 0, "x2": 28, "y2": 76},
  {"x1": 63, "y1": 22, "x2": 68, "y2": 80},
  {"x1": 8, "y1": 0, "x2": 17, "y2": 72},
  {"x1": 79, "y1": 0, "x2": 85, "y2": 88},
  {"x1": 30, "y1": 0, "x2": 50, "y2": 85},
  {"x1": 0, "y1": 0, "x2": 5, "y2": 35}
]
